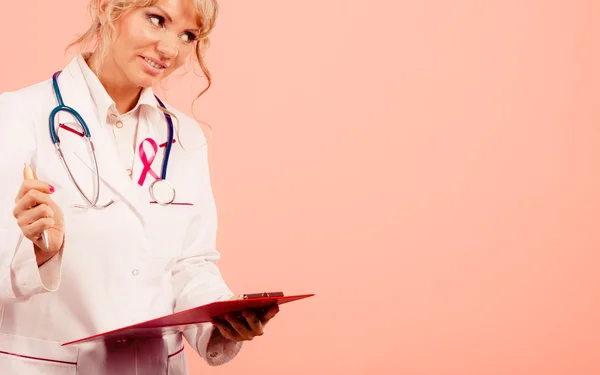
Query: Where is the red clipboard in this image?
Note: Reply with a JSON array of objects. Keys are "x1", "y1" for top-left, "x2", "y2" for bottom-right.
[{"x1": 62, "y1": 292, "x2": 314, "y2": 346}]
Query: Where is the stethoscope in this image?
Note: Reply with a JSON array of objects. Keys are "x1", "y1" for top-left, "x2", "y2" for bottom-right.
[{"x1": 49, "y1": 71, "x2": 177, "y2": 208}]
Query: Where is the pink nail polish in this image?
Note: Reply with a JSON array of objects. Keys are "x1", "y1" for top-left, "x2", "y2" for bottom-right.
[{"x1": 49, "y1": 185, "x2": 55, "y2": 193}]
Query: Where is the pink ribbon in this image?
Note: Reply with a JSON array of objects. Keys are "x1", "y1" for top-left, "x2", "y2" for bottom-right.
[{"x1": 138, "y1": 138, "x2": 160, "y2": 186}]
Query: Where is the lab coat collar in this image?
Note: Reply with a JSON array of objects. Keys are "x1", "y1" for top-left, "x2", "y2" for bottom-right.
[
  {"x1": 75, "y1": 53, "x2": 162, "y2": 125},
  {"x1": 54, "y1": 55, "x2": 148, "y2": 224}
]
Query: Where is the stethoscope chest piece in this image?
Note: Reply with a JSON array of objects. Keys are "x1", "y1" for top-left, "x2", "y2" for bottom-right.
[{"x1": 149, "y1": 179, "x2": 176, "y2": 205}]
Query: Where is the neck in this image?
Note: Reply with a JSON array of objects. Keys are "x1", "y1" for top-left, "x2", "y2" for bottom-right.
[{"x1": 86, "y1": 53, "x2": 141, "y2": 114}]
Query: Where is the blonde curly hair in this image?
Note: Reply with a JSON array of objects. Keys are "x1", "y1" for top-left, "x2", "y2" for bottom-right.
[{"x1": 67, "y1": 0, "x2": 218, "y2": 145}]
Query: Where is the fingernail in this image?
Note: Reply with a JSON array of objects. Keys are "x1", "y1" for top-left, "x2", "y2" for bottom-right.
[{"x1": 48, "y1": 185, "x2": 55, "y2": 193}]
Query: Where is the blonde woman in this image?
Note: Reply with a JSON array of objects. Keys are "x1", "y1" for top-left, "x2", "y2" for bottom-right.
[{"x1": 0, "y1": 0, "x2": 277, "y2": 373}]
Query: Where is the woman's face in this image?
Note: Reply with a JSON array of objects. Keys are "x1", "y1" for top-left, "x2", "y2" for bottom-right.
[{"x1": 101, "y1": 0, "x2": 201, "y2": 88}]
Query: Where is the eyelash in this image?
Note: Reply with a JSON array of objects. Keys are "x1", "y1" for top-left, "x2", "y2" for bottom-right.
[{"x1": 147, "y1": 14, "x2": 198, "y2": 43}]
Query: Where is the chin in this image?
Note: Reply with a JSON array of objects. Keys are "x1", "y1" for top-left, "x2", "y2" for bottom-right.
[
  {"x1": 129, "y1": 73, "x2": 154, "y2": 89},
  {"x1": 138, "y1": 80, "x2": 155, "y2": 89}
]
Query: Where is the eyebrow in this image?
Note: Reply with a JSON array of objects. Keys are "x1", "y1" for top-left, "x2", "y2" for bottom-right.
[
  {"x1": 152, "y1": 5, "x2": 201, "y2": 33},
  {"x1": 153, "y1": 5, "x2": 173, "y2": 23}
]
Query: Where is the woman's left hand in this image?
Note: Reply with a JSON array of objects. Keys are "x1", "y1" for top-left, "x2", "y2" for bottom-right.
[{"x1": 211, "y1": 305, "x2": 280, "y2": 342}]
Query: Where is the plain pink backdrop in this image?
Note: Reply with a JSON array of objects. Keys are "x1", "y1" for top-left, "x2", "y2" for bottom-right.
[{"x1": 2, "y1": 1, "x2": 600, "y2": 374}]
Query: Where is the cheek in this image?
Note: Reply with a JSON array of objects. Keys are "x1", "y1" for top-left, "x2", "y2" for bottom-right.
[
  {"x1": 120, "y1": 19, "x2": 155, "y2": 50},
  {"x1": 170, "y1": 50, "x2": 194, "y2": 71}
]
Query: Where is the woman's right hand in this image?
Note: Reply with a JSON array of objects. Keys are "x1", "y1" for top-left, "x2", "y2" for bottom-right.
[{"x1": 12, "y1": 180, "x2": 65, "y2": 266}]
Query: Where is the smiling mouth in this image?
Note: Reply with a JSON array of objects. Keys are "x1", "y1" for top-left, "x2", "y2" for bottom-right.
[{"x1": 143, "y1": 57, "x2": 166, "y2": 69}]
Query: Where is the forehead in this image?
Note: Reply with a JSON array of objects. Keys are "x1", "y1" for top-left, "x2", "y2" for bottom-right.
[{"x1": 148, "y1": 0, "x2": 200, "y2": 26}]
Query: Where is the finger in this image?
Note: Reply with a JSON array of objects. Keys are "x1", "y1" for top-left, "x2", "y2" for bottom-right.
[
  {"x1": 211, "y1": 318, "x2": 241, "y2": 341},
  {"x1": 260, "y1": 305, "x2": 280, "y2": 325},
  {"x1": 22, "y1": 218, "x2": 55, "y2": 241},
  {"x1": 225, "y1": 314, "x2": 254, "y2": 340},
  {"x1": 15, "y1": 180, "x2": 54, "y2": 202},
  {"x1": 242, "y1": 310, "x2": 264, "y2": 336},
  {"x1": 17, "y1": 203, "x2": 54, "y2": 227},
  {"x1": 13, "y1": 189, "x2": 53, "y2": 218}
]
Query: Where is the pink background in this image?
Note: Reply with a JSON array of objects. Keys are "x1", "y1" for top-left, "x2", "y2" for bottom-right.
[{"x1": 2, "y1": 1, "x2": 600, "y2": 374}]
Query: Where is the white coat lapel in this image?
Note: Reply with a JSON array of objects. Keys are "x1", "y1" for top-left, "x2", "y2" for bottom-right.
[{"x1": 54, "y1": 59, "x2": 146, "y2": 221}]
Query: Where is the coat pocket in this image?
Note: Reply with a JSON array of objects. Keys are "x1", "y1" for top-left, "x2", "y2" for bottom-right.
[
  {"x1": 144, "y1": 198, "x2": 197, "y2": 259},
  {"x1": 0, "y1": 332, "x2": 79, "y2": 374}
]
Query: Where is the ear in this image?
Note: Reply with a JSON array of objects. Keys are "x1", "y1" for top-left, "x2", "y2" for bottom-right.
[{"x1": 97, "y1": 0, "x2": 110, "y2": 23}]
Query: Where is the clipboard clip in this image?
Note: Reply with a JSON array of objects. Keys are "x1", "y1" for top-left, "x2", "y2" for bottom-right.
[{"x1": 242, "y1": 292, "x2": 284, "y2": 299}]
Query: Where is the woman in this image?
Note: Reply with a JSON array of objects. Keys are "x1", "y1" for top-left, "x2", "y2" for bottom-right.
[{"x1": 0, "y1": 0, "x2": 277, "y2": 373}]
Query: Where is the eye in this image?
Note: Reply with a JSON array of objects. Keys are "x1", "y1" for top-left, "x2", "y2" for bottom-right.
[
  {"x1": 180, "y1": 32, "x2": 198, "y2": 43},
  {"x1": 147, "y1": 14, "x2": 164, "y2": 27}
]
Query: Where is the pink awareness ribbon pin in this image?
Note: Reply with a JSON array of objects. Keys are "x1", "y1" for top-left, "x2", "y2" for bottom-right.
[{"x1": 138, "y1": 138, "x2": 160, "y2": 186}]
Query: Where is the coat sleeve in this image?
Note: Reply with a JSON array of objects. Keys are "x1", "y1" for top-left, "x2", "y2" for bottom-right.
[
  {"x1": 0, "y1": 91, "x2": 65, "y2": 303},
  {"x1": 169, "y1": 137, "x2": 242, "y2": 366}
]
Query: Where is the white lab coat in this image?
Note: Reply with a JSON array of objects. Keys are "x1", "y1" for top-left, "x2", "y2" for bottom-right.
[{"x1": 0, "y1": 56, "x2": 241, "y2": 374}]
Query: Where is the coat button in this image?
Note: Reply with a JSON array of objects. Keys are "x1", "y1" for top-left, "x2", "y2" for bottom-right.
[
  {"x1": 132, "y1": 269, "x2": 139, "y2": 276},
  {"x1": 115, "y1": 121, "x2": 124, "y2": 129},
  {"x1": 126, "y1": 168, "x2": 133, "y2": 176}
]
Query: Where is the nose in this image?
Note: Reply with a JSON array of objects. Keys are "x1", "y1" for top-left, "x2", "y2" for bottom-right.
[{"x1": 156, "y1": 36, "x2": 179, "y2": 60}]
